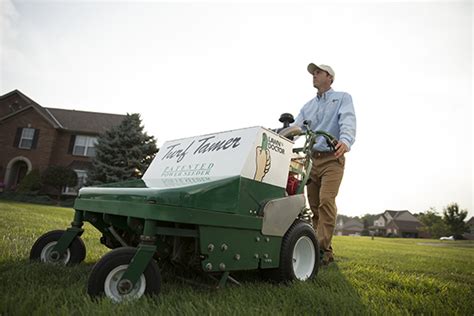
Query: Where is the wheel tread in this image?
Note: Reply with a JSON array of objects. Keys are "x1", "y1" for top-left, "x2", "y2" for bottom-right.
[
  {"x1": 262, "y1": 219, "x2": 319, "y2": 283},
  {"x1": 87, "y1": 247, "x2": 161, "y2": 301},
  {"x1": 30, "y1": 230, "x2": 86, "y2": 266}
]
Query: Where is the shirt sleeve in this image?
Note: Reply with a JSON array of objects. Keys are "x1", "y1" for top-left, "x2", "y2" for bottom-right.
[
  {"x1": 293, "y1": 101, "x2": 310, "y2": 128},
  {"x1": 338, "y1": 93, "x2": 357, "y2": 151}
]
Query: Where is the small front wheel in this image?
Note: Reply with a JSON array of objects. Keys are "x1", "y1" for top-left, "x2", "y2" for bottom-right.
[
  {"x1": 30, "y1": 230, "x2": 86, "y2": 266},
  {"x1": 87, "y1": 247, "x2": 161, "y2": 302}
]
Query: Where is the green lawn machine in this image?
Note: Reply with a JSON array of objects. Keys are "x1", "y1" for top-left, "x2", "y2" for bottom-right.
[{"x1": 30, "y1": 116, "x2": 337, "y2": 302}]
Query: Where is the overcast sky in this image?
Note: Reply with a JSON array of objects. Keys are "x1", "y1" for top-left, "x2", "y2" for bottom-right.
[{"x1": 1, "y1": 0, "x2": 472, "y2": 218}]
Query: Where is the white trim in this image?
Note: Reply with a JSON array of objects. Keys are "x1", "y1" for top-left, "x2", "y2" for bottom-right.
[
  {"x1": 18, "y1": 127, "x2": 35, "y2": 149},
  {"x1": 4, "y1": 156, "x2": 33, "y2": 188},
  {"x1": 63, "y1": 169, "x2": 88, "y2": 195},
  {"x1": 43, "y1": 107, "x2": 64, "y2": 128},
  {"x1": 73, "y1": 135, "x2": 97, "y2": 157}
]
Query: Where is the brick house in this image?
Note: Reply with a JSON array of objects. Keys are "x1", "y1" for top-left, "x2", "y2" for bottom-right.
[
  {"x1": 335, "y1": 218, "x2": 364, "y2": 236},
  {"x1": 464, "y1": 216, "x2": 474, "y2": 240},
  {"x1": 370, "y1": 210, "x2": 426, "y2": 238},
  {"x1": 467, "y1": 216, "x2": 474, "y2": 234},
  {"x1": 0, "y1": 90, "x2": 126, "y2": 194}
]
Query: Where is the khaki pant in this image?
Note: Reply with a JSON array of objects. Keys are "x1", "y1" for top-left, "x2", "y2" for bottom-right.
[{"x1": 307, "y1": 154, "x2": 345, "y2": 260}]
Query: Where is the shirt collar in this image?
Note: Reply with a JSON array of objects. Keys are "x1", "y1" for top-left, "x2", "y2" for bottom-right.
[{"x1": 316, "y1": 88, "x2": 333, "y2": 101}]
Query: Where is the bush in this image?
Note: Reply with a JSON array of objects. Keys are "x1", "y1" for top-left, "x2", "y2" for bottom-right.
[
  {"x1": 0, "y1": 192, "x2": 75, "y2": 207},
  {"x1": 41, "y1": 166, "x2": 77, "y2": 201},
  {"x1": 16, "y1": 169, "x2": 42, "y2": 193}
]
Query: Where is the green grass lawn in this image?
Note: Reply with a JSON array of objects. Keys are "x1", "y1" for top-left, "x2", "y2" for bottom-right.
[{"x1": 1, "y1": 201, "x2": 473, "y2": 315}]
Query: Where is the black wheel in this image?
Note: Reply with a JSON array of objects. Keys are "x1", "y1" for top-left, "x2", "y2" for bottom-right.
[
  {"x1": 262, "y1": 220, "x2": 319, "y2": 283},
  {"x1": 87, "y1": 247, "x2": 161, "y2": 302},
  {"x1": 30, "y1": 230, "x2": 86, "y2": 266}
]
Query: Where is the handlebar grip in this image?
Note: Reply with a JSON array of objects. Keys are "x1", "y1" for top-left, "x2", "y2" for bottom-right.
[
  {"x1": 314, "y1": 130, "x2": 338, "y2": 151},
  {"x1": 329, "y1": 139, "x2": 338, "y2": 151},
  {"x1": 278, "y1": 126, "x2": 303, "y2": 139}
]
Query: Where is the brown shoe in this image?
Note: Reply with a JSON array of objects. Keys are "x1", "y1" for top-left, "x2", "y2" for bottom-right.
[{"x1": 321, "y1": 254, "x2": 334, "y2": 266}]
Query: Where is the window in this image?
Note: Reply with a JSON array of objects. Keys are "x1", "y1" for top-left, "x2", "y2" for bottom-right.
[
  {"x1": 19, "y1": 128, "x2": 35, "y2": 149},
  {"x1": 73, "y1": 136, "x2": 97, "y2": 157},
  {"x1": 63, "y1": 170, "x2": 88, "y2": 195}
]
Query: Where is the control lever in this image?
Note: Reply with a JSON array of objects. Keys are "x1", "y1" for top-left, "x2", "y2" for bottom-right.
[{"x1": 279, "y1": 113, "x2": 295, "y2": 128}]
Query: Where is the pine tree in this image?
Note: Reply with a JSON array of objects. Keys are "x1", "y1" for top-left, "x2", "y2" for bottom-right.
[{"x1": 88, "y1": 113, "x2": 158, "y2": 185}]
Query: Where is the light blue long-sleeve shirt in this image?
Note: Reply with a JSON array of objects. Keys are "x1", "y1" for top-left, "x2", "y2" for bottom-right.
[{"x1": 294, "y1": 88, "x2": 356, "y2": 152}]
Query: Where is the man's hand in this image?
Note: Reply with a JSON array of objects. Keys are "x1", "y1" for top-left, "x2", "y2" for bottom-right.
[{"x1": 334, "y1": 141, "x2": 348, "y2": 158}]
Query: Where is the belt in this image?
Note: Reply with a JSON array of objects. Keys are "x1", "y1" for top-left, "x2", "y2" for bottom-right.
[{"x1": 312, "y1": 151, "x2": 335, "y2": 158}]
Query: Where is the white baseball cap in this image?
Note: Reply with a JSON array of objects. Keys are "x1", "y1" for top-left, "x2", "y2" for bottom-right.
[{"x1": 307, "y1": 63, "x2": 335, "y2": 80}]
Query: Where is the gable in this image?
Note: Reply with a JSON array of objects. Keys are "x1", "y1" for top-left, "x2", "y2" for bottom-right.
[
  {"x1": 384, "y1": 210, "x2": 399, "y2": 219},
  {"x1": 373, "y1": 215, "x2": 386, "y2": 226},
  {"x1": 0, "y1": 90, "x2": 126, "y2": 134},
  {"x1": 0, "y1": 90, "x2": 34, "y2": 118},
  {"x1": 467, "y1": 217, "x2": 474, "y2": 226},
  {"x1": 0, "y1": 106, "x2": 55, "y2": 131},
  {"x1": 0, "y1": 107, "x2": 57, "y2": 153}
]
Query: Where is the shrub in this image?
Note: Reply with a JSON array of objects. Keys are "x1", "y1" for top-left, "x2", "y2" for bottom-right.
[
  {"x1": 16, "y1": 169, "x2": 42, "y2": 193},
  {"x1": 41, "y1": 166, "x2": 77, "y2": 201}
]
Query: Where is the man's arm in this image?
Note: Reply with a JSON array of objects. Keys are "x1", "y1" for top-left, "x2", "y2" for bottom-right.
[
  {"x1": 336, "y1": 93, "x2": 356, "y2": 157},
  {"x1": 293, "y1": 100, "x2": 312, "y2": 128}
]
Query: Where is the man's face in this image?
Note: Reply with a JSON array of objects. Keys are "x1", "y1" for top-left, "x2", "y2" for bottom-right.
[{"x1": 312, "y1": 68, "x2": 332, "y2": 89}]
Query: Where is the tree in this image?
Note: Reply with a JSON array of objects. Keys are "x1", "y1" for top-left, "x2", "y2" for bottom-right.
[
  {"x1": 42, "y1": 166, "x2": 78, "y2": 201},
  {"x1": 360, "y1": 213, "x2": 379, "y2": 236},
  {"x1": 17, "y1": 169, "x2": 42, "y2": 193},
  {"x1": 88, "y1": 113, "x2": 158, "y2": 185},
  {"x1": 418, "y1": 207, "x2": 449, "y2": 239},
  {"x1": 336, "y1": 214, "x2": 352, "y2": 225},
  {"x1": 442, "y1": 203, "x2": 468, "y2": 239}
]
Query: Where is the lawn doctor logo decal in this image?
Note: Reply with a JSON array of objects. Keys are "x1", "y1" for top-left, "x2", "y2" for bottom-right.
[
  {"x1": 252, "y1": 132, "x2": 287, "y2": 181},
  {"x1": 247, "y1": 130, "x2": 292, "y2": 187},
  {"x1": 254, "y1": 133, "x2": 271, "y2": 181}
]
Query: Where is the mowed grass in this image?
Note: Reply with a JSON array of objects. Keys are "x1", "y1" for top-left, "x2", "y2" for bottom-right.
[{"x1": 0, "y1": 201, "x2": 473, "y2": 315}]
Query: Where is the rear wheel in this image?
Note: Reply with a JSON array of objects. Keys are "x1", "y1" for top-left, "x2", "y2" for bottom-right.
[
  {"x1": 88, "y1": 247, "x2": 161, "y2": 302},
  {"x1": 30, "y1": 230, "x2": 86, "y2": 266},
  {"x1": 262, "y1": 220, "x2": 319, "y2": 282}
]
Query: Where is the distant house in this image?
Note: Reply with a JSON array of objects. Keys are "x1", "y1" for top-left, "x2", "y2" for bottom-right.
[
  {"x1": 0, "y1": 89, "x2": 126, "y2": 194},
  {"x1": 467, "y1": 217, "x2": 474, "y2": 234},
  {"x1": 370, "y1": 210, "x2": 426, "y2": 238},
  {"x1": 335, "y1": 218, "x2": 364, "y2": 236},
  {"x1": 464, "y1": 217, "x2": 474, "y2": 240}
]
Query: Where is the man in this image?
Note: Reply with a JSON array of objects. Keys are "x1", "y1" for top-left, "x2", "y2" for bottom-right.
[{"x1": 294, "y1": 63, "x2": 356, "y2": 265}]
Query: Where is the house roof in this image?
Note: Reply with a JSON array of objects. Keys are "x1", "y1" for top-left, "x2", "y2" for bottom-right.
[
  {"x1": 0, "y1": 89, "x2": 125, "y2": 134},
  {"x1": 387, "y1": 219, "x2": 423, "y2": 232},
  {"x1": 45, "y1": 108, "x2": 125, "y2": 134},
  {"x1": 385, "y1": 210, "x2": 399, "y2": 218},
  {"x1": 467, "y1": 217, "x2": 474, "y2": 226},
  {"x1": 372, "y1": 210, "x2": 420, "y2": 229},
  {"x1": 343, "y1": 219, "x2": 363, "y2": 230},
  {"x1": 336, "y1": 218, "x2": 364, "y2": 232},
  {"x1": 0, "y1": 89, "x2": 36, "y2": 104},
  {"x1": 384, "y1": 210, "x2": 411, "y2": 219}
]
